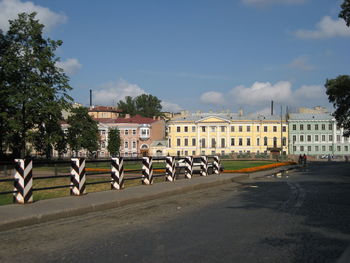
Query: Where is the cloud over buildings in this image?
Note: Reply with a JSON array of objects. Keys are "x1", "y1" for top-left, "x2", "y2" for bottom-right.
[
  {"x1": 56, "y1": 58, "x2": 82, "y2": 75},
  {"x1": 0, "y1": 0, "x2": 67, "y2": 32},
  {"x1": 200, "y1": 91, "x2": 226, "y2": 105}
]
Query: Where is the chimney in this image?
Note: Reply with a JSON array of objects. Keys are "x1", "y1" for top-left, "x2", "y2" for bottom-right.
[
  {"x1": 238, "y1": 108, "x2": 243, "y2": 117},
  {"x1": 271, "y1": 101, "x2": 274, "y2": 116},
  {"x1": 125, "y1": 114, "x2": 130, "y2": 119}
]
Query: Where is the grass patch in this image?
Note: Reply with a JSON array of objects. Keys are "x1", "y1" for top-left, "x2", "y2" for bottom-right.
[{"x1": 221, "y1": 160, "x2": 275, "y2": 170}]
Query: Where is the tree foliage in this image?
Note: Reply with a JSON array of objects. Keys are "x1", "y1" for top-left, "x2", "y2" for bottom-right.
[
  {"x1": 325, "y1": 75, "x2": 350, "y2": 137},
  {"x1": 0, "y1": 12, "x2": 72, "y2": 158},
  {"x1": 117, "y1": 94, "x2": 163, "y2": 118},
  {"x1": 339, "y1": 0, "x2": 350, "y2": 27},
  {"x1": 107, "y1": 128, "x2": 121, "y2": 157},
  {"x1": 67, "y1": 107, "x2": 99, "y2": 156}
]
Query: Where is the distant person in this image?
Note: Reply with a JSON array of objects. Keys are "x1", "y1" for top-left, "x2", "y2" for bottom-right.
[
  {"x1": 298, "y1": 154, "x2": 303, "y2": 165},
  {"x1": 303, "y1": 154, "x2": 307, "y2": 166}
]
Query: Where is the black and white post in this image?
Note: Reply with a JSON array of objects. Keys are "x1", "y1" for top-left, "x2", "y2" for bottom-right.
[
  {"x1": 200, "y1": 156, "x2": 208, "y2": 176},
  {"x1": 165, "y1": 156, "x2": 175, "y2": 181},
  {"x1": 111, "y1": 157, "x2": 124, "y2": 189},
  {"x1": 13, "y1": 159, "x2": 33, "y2": 204},
  {"x1": 142, "y1": 156, "x2": 153, "y2": 185},
  {"x1": 213, "y1": 156, "x2": 220, "y2": 174},
  {"x1": 185, "y1": 156, "x2": 193, "y2": 179},
  {"x1": 70, "y1": 158, "x2": 86, "y2": 196}
]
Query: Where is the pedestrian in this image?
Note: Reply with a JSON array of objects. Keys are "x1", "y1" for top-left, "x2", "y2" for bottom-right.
[
  {"x1": 303, "y1": 154, "x2": 307, "y2": 166},
  {"x1": 298, "y1": 154, "x2": 303, "y2": 165}
]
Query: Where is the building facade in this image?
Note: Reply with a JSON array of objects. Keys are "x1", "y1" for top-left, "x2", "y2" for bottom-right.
[
  {"x1": 167, "y1": 113, "x2": 288, "y2": 156},
  {"x1": 288, "y1": 113, "x2": 350, "y2": 156}
]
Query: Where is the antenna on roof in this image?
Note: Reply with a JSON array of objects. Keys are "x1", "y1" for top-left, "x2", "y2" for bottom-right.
[{"x1": 90, "y1": 89, "x2": 92, "y2": 107}]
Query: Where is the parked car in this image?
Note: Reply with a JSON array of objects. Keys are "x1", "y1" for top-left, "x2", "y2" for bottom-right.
[{"x1": 175, "y1": 157, "x2": 224, "y2": 174}]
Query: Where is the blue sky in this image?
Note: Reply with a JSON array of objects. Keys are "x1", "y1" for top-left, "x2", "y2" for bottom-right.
[{"x1": 1, "y1": 0, "x2": 349, "y2": 114}]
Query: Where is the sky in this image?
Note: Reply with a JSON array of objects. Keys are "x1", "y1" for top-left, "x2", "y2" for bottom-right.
[{"x1": 1, "y1": 0, "x2": 349, "y2": 114}]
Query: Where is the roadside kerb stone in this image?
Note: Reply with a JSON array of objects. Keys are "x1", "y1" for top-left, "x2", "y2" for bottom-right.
[{"x1": 0, "y1": 166, "x2": 297, "y2": 231}]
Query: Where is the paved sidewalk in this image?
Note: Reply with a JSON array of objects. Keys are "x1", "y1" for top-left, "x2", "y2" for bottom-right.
[{"x1": 0, "y1": 166, "x2": 295, "y2": 231}]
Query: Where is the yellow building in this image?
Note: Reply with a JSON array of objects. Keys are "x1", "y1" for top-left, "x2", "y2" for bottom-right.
[{"x1": 167, "y1": 113, "x2": 288, "y2": 156}]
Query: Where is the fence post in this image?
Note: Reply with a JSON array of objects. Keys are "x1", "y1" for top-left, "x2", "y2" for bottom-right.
[
  {"x1": 142, "y1": 156, "x2": 153, "y2": 185},
  {"x1": 213, "y1": 156, "x2": 220, "y2": 174},
  {"x1": 70, "y1": 158, "x2": 86, "y2": 196},
  {"x1": 200, "y1": 156, "x2": 208, "y2": 176},
  {"x1": 165, "y1": 156, "x2": 175, "y2": 181},
  {"x1": 111, "y1": 157, "x2": 124, "y2": 189},
  {"x1": 185, "y1": 156, "x2": 193, "y2": 179},
  {"x1": 13, "y1": 159, "x2": 33, "y2": 204}
]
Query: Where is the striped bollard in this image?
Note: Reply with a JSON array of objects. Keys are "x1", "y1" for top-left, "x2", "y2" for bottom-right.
[
  {"x1": 142, "y1": 157, "x2": 153, "y2": 185},
  {"x1": 185, "y1": 156, "x2": 193, "y2": 179},
  {"x1": 13, "y1": 159, "x2": 33, "y2": 204},
  {"x1": 165, "y1": 156, "x2": 176, "y2": 181},
  {"x1": 70, "y1": 158, "x2": 86, "y2": 196},
  {"x1": 111, "y1": 157, "x2": 124, "y2": 189},
  {"x1": 200, "y1": 156, "x2": 208, "y2": 176},
  {"x1": 213, "y1": 156, "x2": 220, "y2": 174}
]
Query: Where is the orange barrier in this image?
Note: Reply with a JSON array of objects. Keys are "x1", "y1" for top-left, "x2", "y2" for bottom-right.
[{"x1": 223, "y1": 162, "x2": 296, "y2": 173}]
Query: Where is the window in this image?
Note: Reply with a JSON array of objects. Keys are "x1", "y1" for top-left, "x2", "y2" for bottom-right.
[
  {"x1": 307, "y1": 135, "x2": 312, "y2": 142},
  {"x1": 315, "y1": 135, "x2": 319, "y2": 142},
  {"x1": 329, "y1": 146, "x2": 333, "y2": 151},
  {"x1": 192, "y1": 138, "x2": 196, "y2": 146},
  {"x1": 247, "y1": 138, "x2": 251, "y2": 146},
  {"x1": 264, "y1": 126, "x2": 268, "y2": 132},
  {"x1": 329, "y1": 124, "x2": 333, "y2": 130},
  {"x1": 231, "y1": 138, "x2": 235, "y2": 146},
  {"x1": 132, "y1": 141, "x2": 136, "y2": 149},
  {"x1": 192, "y1": 151, "x2": 196, "y2": 155},
  {"x1": 345, "y1": 146, "x2": 348, "y2": 151},
  {"x1": 264, "y1": 137, "x2": 268, "y2": 146},
  {"x1": 125, "y1": 129, "x2": 129, "y2": 135},
  {"x1": 221, "y1": 126, "x2": 226, "y2": 132},
  {"x1": 247, "y1": 126, "x2": 251, "y2": 132},
  {"x1": 101, "y1": 142, "x2": 106, "y2": 148},
  {"x1": 273, "y1": 137, "x2": 277, "y2": 148},
  {"x1": 124, "y1": 141, "x2": 128, "y2": 149},
  {"x1": 101, "y1": 130, "x2": 106, "y2": 135},
  {"x1": 231, "y1": 126, "x2": 235, "y2": 132},
  {"x1": 239, "y1": 138, "x2": 243, "y2": 146},
  {"x1": 239, "y1": 126, "x2": 243, "y2": 132},
  {"x1": 307, "y1": 124, "x2": 311, "y2": 130},
  {"x1": 184, "y1": 151, "x2": 188, "y2": 156},
  {"x1": 322, "y1": 135, "x2": 326, "y2": 142},
  {"x1": 282, "y1": 126, "x2": 286, "y2": 132},
  {"x1": 322, "y1": 146, "x2": 326, "y2": 151},
  {"x1": 221, "y1": 151, "x2": 225, "y2": 155},
  {"x1": 211, "y1": 138, "x2": 216, "y2": 148},
  {"x1": 168, "y1": 139, "x2": 171, "y2": 148},
  {"x1": 184, "y1": 126, "x2": 188, "y2": 132},
  {"x1": 201, "y1": 126, "x2": 206, "y2": 132},
  {"x1": 315, "y1": 146, "x2": 319, "y2": 151},
  {"x1": 177, "y1": 126, "x2": 181, "y2": 132},
  {"x1": 257, "y1": 126, "x2": 260, "y2": 132},
  {"x1": 308, "y1": 146, "x2": 311, "y2": 151},
  {"x1": 177, "y1": 151, "x2": 181, "y2": 156},
  {"x1": 292, "y1": 124, "x2": 296, "y2": 131},
  {"x1": 132, "y1": 129, "x2": 136, "y2": 135},
  {"x1": 221, "y1": 138, "x2": 225, "y2": 148},
  {"x1": 293, "y1": 146, "x2": 296, "y2": 152},
  {"x1": 282, "y1": 137, "x2": 286, "y2": 146},
  {"x1": 211, "y1": 127, "x2": 216, "y2": 132},
  {"x1": 337, "y1": 146, "x2": 341, "y2": 152},
  {"x1": 257, "y1": 138, "x2": 260, "y2": 146},
  {"x1": 300, "y1": 146, "x2": 304, "y2": 151},
  {"x1": 315, "y1": 124, "x2": 319, "y2": 130},
  {"x1": 273, "y1": 126, "x2": 277, "y2": 132},
  {"x1": 192, "y1": 126, "x2": 196, "y2": 132},
  {"x1": 201, "y1": 138, "x2": 206, "y2": 148},
  {"x1": 337, "y1": 135, "x2": 341, "y2": 142},
  {"x1": 211, "y1": 150, "x2": 215, "y2": 155},
  {"x1": 329, "y1": 135, "x2": 333, "y2": 141},
  {"x1": 293, "y1": 135, "x2": 297, "y2": 142},
  {"x1": 140, "y1": 128, "x2": 150, "y2": 136},
  {"x1": 300, "y1": 124, "x2": 304, "y2": 131},
  {"x1": 177, "y1": 138, "x2": 181, "y2": 146},
  {"x1": 300, "y1": 135, "x2": 304, "y2": 142},
  {"x1": 184, "y1": 138, "x2": 188, "y2": 146},
  {"x1": 322, "y1": 124, "x2": 325, "y2": 130}
]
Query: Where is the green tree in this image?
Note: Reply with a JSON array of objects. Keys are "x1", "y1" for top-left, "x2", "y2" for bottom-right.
[
  {"x1": 325, "y1": 75, "x2": 350, "y2": 137},
  {"x1": 0, "y1": 12, "x2": 72, "y2": 157},
  {"x1": 117, "y1": 94, "x2": 163, "y2": 118},
  {"x1": 340, "y1": 0, "x2": 350, "y2": 27},
  {"x1": 107, "y1": 128, "x2": 121, "y2": 157},
  {"x1": 67, "y1": 107, "x2": 99, "y2": 157}
]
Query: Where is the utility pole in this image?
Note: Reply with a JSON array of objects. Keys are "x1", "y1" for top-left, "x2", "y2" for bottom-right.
[{"x1": 280, "y1": 105, "x2": 283, "y2": 156}]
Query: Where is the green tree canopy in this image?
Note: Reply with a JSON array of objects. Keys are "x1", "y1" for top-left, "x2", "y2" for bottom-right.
[
  {"x1": 325, "y1": 75, "x2": 350, "y2": 137},
  {"x1": 117, "y1": 94, "x2": 163, "y2": 118},
  {"x1": 107, "y1": 128, "x2": 121, "y2": 157},
  {"x1": 0, "y1": 12, "x2": 72, "y2": 158},
  {"x1": 67, "y1": 107, "x2": 99, "y2": 157},
  {"x1": 340, "y1": 0, "x2": 350, "y2": 27}
]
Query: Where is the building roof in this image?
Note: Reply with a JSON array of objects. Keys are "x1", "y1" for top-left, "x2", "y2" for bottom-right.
[
  {"x1": 288, "y1": 113, "x2": 334, "y2": 121},
  {"x1": 94, "y1": 115, "x2": 159, "y2": 124},
  {"x1": 88, "y1": 106, "x2": 121, "y2": 113}
]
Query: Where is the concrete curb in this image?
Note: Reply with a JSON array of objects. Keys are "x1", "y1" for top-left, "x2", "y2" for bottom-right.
[{"x1": 0, "y1": 166, "x2": 297, "y2": 232}]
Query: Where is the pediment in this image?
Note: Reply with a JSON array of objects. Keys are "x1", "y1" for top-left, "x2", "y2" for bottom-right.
[{"x1": 196, "y1": 116, "x2": 230, "y2": 123}]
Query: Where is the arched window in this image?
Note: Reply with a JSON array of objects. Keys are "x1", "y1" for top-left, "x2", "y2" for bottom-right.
[
  {"x1": 264, "y1": 137, "x2": 268, "y2": 146},
  {"x1": 273, "y1": 137, "x2": 277, "y2": 148}
]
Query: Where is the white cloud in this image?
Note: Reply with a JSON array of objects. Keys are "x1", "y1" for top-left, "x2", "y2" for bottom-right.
[
  {"x1": 93, "y1": 79, "x2": 146, "y2": 106},
  {"x1": 294, "y1": 16, "x2": 350, "y2": 39},
  {"x1": 294, "y1": 85, "x2": 324, "y2": 99},
  {"x1": 229, "y1": 81, "x2": 293, "y2": 106},
  {"x1": 242, "y1": 0, "x2": 306, "y2": 7},
  {"x1": 200, "y1": 91, "x2": 226, "y2": 105},
  {"x1": 0, "y1": 0, "x2": 67, "y2": 32},
  {"x1": 288, "y1": 56, "x2": 314, "y2": 71},
  {"x1": 56, "y1": 58, "x2": 82, "y2": 75},
  {"x1": 161, "y1": 101, "x2": 183, "y2": 112}
]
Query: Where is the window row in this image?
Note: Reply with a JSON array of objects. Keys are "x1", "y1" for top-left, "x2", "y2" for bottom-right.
[
  {"x1": 293, "y1": 145, "x2": 349, "y2": 152},
  {"x1": 292, "y1": 123, "x2": 333, "y2": 131},
  {"x1": 172, "y1": 125, "x2": 287, "y2": 133}
]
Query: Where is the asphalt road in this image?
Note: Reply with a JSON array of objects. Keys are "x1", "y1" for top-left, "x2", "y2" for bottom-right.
[{"x1": 0, "y1": 162, "x2": 349, "y2": 263}]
